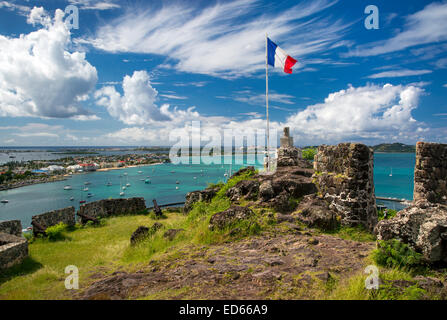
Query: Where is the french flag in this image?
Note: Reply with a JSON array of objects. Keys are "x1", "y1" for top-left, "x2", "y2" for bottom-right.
[{"x1": 267, "y1": 38, "x2": 297, "y2": 74}]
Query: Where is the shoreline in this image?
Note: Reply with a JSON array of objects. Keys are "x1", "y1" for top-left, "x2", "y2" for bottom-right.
[
  {"x1": 95, "y1": 162, "x2": 163, "y2": 172},
  {"x1": 0, "y1": 162, "x2": 164, "y2": 192},
  {"x1": 0, "y1": 175, "x2": 67, "y2": 191}
]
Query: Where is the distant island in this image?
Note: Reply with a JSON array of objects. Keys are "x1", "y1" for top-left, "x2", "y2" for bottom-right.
[
  {"x1": 302, "y1": 143, "x2": 416, "y2": 153},
  {"x1": 371, "y1": 143, "x2": 416, "y2": 153}
]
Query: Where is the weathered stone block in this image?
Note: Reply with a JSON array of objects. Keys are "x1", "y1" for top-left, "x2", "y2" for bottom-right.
[
  {"x1": 277, "y1": 146, "x2": 302, "y2": 167},
  {"x1": 0, "y1": 233, "x2": 28, "y2": 270}
]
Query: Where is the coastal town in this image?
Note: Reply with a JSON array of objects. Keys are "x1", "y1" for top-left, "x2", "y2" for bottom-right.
[{"x1": 0, "y1": 152, "x2": 170, "y2": 191}]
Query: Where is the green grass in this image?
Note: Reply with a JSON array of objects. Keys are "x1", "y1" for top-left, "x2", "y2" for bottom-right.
[
  {"x1": 327, "y1": 267, "x2": 430, "y2": 300},
  {"x1": 0, "y1": 167, "x2": 264, "y2": 299},
  {"x1": 372, "y1": 239, "x2": 425, "y2": 271},
  {"x1": 378, "y1": 208, "x2": 398, "y2": 220},
  {"x1": 302, "y1": 148, "x2": 317, "y2": 161},
  {"x1": 323, "y1": 225, "x2": 376, "y2": 242},
  {"x1": 0, "y1": 214, "x2": 155, "y2": 299}
]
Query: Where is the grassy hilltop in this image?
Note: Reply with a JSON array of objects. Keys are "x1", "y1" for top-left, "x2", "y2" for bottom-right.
[{"x1": 1, "y1": 170, "x2": 445, "y2": 300}]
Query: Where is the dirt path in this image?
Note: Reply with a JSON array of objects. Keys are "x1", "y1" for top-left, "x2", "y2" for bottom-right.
[{"x1": 77, "y1": 225, "x2": 375, "y2": 300}]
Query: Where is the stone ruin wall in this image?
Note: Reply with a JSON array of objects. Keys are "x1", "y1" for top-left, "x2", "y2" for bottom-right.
[
  {"x1": 78, "y1": 197, "x2": 146, "y2": 220},
  {"x1": 413, "y1": 142, "x2": 447, "y2": 204},
  {"x1": 0, "y1": 220, "x2": 22, "y2": 237},
  {"x1": 376, "y1": 142, "x2": 447, "y2": 263},
  {"x1": 0, "y1": 220, "x2": 27, "y2": 270},
  {"x1": 31, "y1": 206, "x2": 76, "y2": 229},
  {"x1": 313, "y1": 143, "x2": 377, "y2": 230}
]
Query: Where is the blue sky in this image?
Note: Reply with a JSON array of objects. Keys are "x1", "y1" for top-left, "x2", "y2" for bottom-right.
[{"x1": 0, "y1": 0, "x2": 446, "y2": 146}]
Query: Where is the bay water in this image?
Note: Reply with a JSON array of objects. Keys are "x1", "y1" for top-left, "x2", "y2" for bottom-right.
[{"x1": 0, "y1": 153, "x2": 415, "y2": 228}]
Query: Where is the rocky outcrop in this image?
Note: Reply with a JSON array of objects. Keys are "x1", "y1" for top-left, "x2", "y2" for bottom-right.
[
  {"x1": 376, "y1": 201, "x2": 447, "y2": 263},
  {"x1": 257, "y1": 166, "x2": 317, "y2": 213},
  {"x1": 184, "y1": 187, "x2": 219, "y2": 213},
  {"x1": 0, "y1": 220, "x2": 22, "y2": 237},
  {"x1": 294, "y1": 194, "x2": 339, "y2": 231},
  {"x1": 223, "y1": 165, "x2": 316, "y2": 213},
  {"x1": 226, "y1": 180, "x2": 259, "y2": 201},
  {"x1": 32, "y1": 207, "x2": 76, "y2": 229},
  {"x1": 413, "y1": 142, "x2": 447, "y2": 204},
  {"x1": 0, "y1": 232, "x2": 28, "y2": 270},
  {"x1": 313, "y1": 143, "x2": 377, "y2": 230},
  {"x1": 209, "y1": 206, "x2": 254, "y2": 230},
  {"x1": 78, "y1": 198, "x2": 146, "y2": 221}
]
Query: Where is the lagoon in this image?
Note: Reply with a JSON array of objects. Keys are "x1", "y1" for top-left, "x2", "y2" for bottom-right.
[{"x1": 0, "y1": 153, "x2": 416, "y2": 228}]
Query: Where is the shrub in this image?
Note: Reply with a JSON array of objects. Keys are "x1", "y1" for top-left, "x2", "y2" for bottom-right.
[
  {"x1": 302, "y1": 148, "x2": 317, "y2": 161},
  {"x1": 378, "y1": 208, "x2": 398, "y2": 220},
  {"x1": 45, "y1": 222, "x2": 67, "y2": 241},
  {"x1": 372, "y1": 239, "x2": 424, "y2": 270}
]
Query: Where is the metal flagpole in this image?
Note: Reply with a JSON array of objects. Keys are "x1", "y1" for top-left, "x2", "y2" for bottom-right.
[{"x1": 265, "y1": 33, "x2": 270, "y2": 172}]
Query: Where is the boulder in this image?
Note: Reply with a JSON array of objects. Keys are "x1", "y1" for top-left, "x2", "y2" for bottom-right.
[
  {"x1": 184, "y1": 187, "x2": 219, "y2": 213},
  {"x1": 259, "y1": 181, "x2": 274, "y2": 201},
  {"x1": 130, "y1": 226, "x2": 150, "y2": 245},
  {"x1": 269, "y1": 191, "x2": 292, "y2": 213},
  {"x1": 376, "y1": 201, "x2": 447, "y2": 263},
  {"x1": 294, "y1": 194, "x2": 339, "y2": 231},
  {"x1": 130, "y1": 222, "x2": 163, "y2": 245},
  {"x1": 209, "y1": 206, "x2": 254, "y2": 230},
  {"x1": 226, "y1": 180, "x2": 259, "y2": 201}
]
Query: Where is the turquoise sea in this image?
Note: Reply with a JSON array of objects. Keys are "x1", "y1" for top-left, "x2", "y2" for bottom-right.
[{"x1": 0, "y1": 153, "x2": 415, "y2": 228}]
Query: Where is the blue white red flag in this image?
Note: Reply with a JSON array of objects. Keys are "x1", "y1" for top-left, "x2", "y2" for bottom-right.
[{"x1": 267, "y1": 38, "x2": 297, "y2": 74}]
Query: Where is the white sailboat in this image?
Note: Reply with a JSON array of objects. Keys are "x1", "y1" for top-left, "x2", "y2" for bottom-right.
[
  {"x1": 389, "y1": 168, "x2": 393, "y2": 177},
  {"x1": 119, "y1": 178, "x2": 125, "y2": 196}
]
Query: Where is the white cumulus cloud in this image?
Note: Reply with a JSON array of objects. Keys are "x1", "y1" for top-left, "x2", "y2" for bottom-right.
[
  {"x1": 95, "y1": 70, "x2": 173, "y2": 125},
  {"x1": 285, "y1": 84, "x2": 425, "y2": 145},
  {"x1": 0, "y1": 7, "x2": 98, "y2": 119}
]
